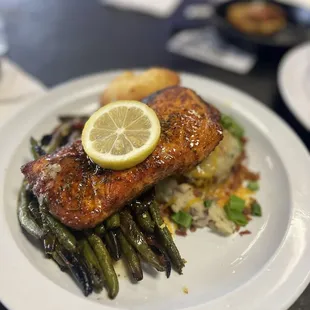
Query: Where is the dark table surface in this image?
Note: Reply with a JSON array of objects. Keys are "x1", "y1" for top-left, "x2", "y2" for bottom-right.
[{"x1": 1, "y1": 0, "x2": 309, "y2": 309}]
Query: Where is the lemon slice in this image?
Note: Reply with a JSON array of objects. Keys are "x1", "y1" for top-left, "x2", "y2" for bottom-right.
[{"x1": 82, "y1": 100, "x2": 161, "y2": 170}]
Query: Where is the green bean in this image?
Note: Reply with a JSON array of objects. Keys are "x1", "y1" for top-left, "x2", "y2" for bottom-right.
[
  {"x1": 129, "y1": 190, "x2": 154, "y2": 214},
  {"x1": 17, "y1": 183, "x2": 44, "y2": 239},
  {"x1": 27, "y1": 197, "x2": 56, "y2": 255},
  {"x1": 27, "y1": 199, "x2": 41, "y2": 223},
  {"x1": 130, "y1": 191, "x2": 155, "y2": 233},
  {"x1": 58, "y1": 115, "x2": 89, "y2": 123},
  {"x1": 40, "y1": 134, "x2": 53, "y2": 146},
  {"x1": 44, "y1": 213, "x2": 77, "y2": 252},
  {"x1": 43, "y1": 232, "x2": 56, "y2": 255},
  {"x1": 79, "y1": 239, "x2": 104, "y2": 290},
  {"x1": 51, "y1": 250, "x2": 67, "y2": 271},
  {"x1": 46, "y1": 122, "x2": 71, "y2": 153},
  {"x1": 56, "y1": 243, "x2": 93, "y2": 296},
  {"x1": 104, "y1": 231, "x2": 121, "y2": 261},
  {"x1": 145, "y1": 235, "x2": 171, "y2": 278},
  {"x1": 120, "y1": 210, "x2": 165, "y2": 272},
  {"x1": 105, "y1": 213, "x2": 120, "y2": 230},
  {"x1": 94, "y1": 223, "x2": 106, "y2": 237},
  {"x1": 117, "y1": 231, "x2": 143, "y2": 281},
  {"x1": 38, "y1": 203, "x2": 49, "y2": 233},
  {"x1": 135, "y1": 210, "x2": 155, "y2": 234},
  {"x1": 37, "y1": 203, "x2": 57, "y2": 255},
  {"x1": 87, "y1": 233, "x2": 119, "y2": 299},
  {"x1": 149, "y1": 201, "x2": 184, "y2": 274},
  {"x1": 30, "y1": 137, "x2": 46, "y2": 159}
]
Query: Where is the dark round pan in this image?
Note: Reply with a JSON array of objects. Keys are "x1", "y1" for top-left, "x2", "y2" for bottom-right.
[{"x1": 212, "y1": 0, "x2": 310, "y2": 56}]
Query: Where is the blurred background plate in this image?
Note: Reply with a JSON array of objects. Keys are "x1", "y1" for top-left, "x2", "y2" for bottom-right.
[{"x1": 278, "y1": 42, "x2": 310, "y2": 131}]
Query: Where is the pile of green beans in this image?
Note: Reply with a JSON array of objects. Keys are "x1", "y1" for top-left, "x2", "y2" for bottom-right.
[{"x1": 18, "y1": 116, "x2": 184, "y2": 299}]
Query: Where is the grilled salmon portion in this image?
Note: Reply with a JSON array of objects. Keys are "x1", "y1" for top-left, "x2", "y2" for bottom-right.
[{"x1": 21, "y1": 87, "x2": 223, "y2": 230}]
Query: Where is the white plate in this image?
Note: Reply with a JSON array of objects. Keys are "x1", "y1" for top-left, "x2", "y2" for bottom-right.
[
  {"x1": 0, "y1": 71, "x2": 310, "y2": 310},
  {"x1": 278, "y1": 42, "x2": 310, "y2": 131}
]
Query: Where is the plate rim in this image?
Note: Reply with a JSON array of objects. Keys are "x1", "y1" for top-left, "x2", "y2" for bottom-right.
[
  {"x1": 278, "y1": 42, "x2": 310, "y2": 130},
  {"x1": 0, "y1": 70, "x2": 310, "y2": 310}
]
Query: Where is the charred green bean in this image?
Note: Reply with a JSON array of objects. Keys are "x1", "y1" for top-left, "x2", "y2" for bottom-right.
[
  {"x1": 51, "y1": 250, "x2": 67, "y2": 271},
  {"x1": 27, "y1": 199, "x2": 42, "y2": 224},
  {"x1": 87, "y1": 233, "x2": 119, "y2": 299},
  {"x1": 46, "y1": 122, "x2": 71, "y2": 153},
  {"x1": 58, "y1": 115, "x2": 89, "y2": 123},
  {"x1": 17, "y1": 183, "x2": 44, "y2": 239},
  {"x1": 135, "y1": 210, "x2": 155, "y2": 234},
  {"x1": 42, "y1": 232, "x2": 56, "y2": 256},
  {"x1": 44, "y1": 213, "x2": 77, "y2": 252},
  {"x1": 129, "y1": 190, "x2": 154, "y2": 215},
  {"x1": 56, "y1": 244, "x2": 93, "y2": 296},
  {"x1": 79, "y1": 239, "x2": 104, "y2": 290},
  {"x1": 117, "y1": 231, "x2": 143, "y2": 281},
  {"x1": 27, "y1": 197, "x2": 56, "y2": 255},
  {"x1": 94, "y1": 223, "x2": 106, "y2": 237},
  {"x1": 145, "y1": 235, "x2": 171, "y2": 278},
  {"x1": 105, "y1": 213, "x2": 120, "y2": 230},
  {"x1": 37, "y1": 204, "x2": 58, "y2": 255},
  {"x1": 149, "y1": 201, "x2": 184, "y2": 274},
  {"x1": 104, "y1": 231, "x2": 121, "y2": 261},
  {"x1": 30, "y1": 137, "x2": 46, "y2": 159},
  {"x1": 120, "y1": 210, "x2": 165, "y2": 272}
]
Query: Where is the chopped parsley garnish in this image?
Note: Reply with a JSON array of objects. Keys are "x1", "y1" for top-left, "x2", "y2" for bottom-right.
[{"x1": 224, "y1": 195, "x2": 248, "y2": 226}]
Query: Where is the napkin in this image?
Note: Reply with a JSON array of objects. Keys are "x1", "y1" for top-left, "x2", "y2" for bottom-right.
[
  {"x1": 0, "y1": 58, "x2": 46, "y2": 127},
  {"x1": 276, "y1": 0, "x2": 310, "y2": 9},
  {"x1": 99, "y1": 0, "x2": 182, "y2": 18},
  {"x1": 167, "y1": 26, "x2": 257, "y2": 74}
]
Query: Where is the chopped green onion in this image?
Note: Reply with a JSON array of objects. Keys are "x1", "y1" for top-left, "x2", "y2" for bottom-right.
[
  {"x1": 221, "y1": 114, "x2": 244, "y2": 139},
  {"x1": 204, "y1": 200, "x2": 213, "y2": 208},
  {"x1": 224, "y1": 195, "x2": 248, "y2": 226},
  {"x1": 251, "y1": 202, "x2": 262, "y2": 216},
  {"x1": 228, "y1": 195, "x2": 245, "y2": 212},
  {"x1": 247, "y1": 181, "x2": 259, "y2": 191},
  {"x1": 171, "y1": 211, "x2": 192, "y2": 228},
  {"x1": 225, "y1": 210, "x2": 248, "y2": 226}
]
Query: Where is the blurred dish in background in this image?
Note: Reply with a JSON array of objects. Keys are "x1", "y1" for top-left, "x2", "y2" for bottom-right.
[
  {"x1": 278, "y1": 42, "x2": 310, "y2": 131},
  {"x1": 227, "y1": 2, "x2": 287, "y2": 35},
  {"x1": 213, "y1": 0, "x2": 310, "y2": 55}
]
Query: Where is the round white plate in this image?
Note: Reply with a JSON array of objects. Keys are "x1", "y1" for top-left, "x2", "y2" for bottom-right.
[
  {"x1": 278, "y1": 42, "x2": 310, "y2": 131},
  {"x1": 0, "y1": 71, "x2": 310, "y2": 310}
]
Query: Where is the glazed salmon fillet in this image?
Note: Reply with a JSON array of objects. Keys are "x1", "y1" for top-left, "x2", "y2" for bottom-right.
[{"x1": 21, "y1": 87, "x2": 223, "y2": 229}]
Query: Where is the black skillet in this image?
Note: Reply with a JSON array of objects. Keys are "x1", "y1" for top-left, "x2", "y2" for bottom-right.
[{"x1": 212, "y1": 0, "x2": 310, "y2": 56}]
